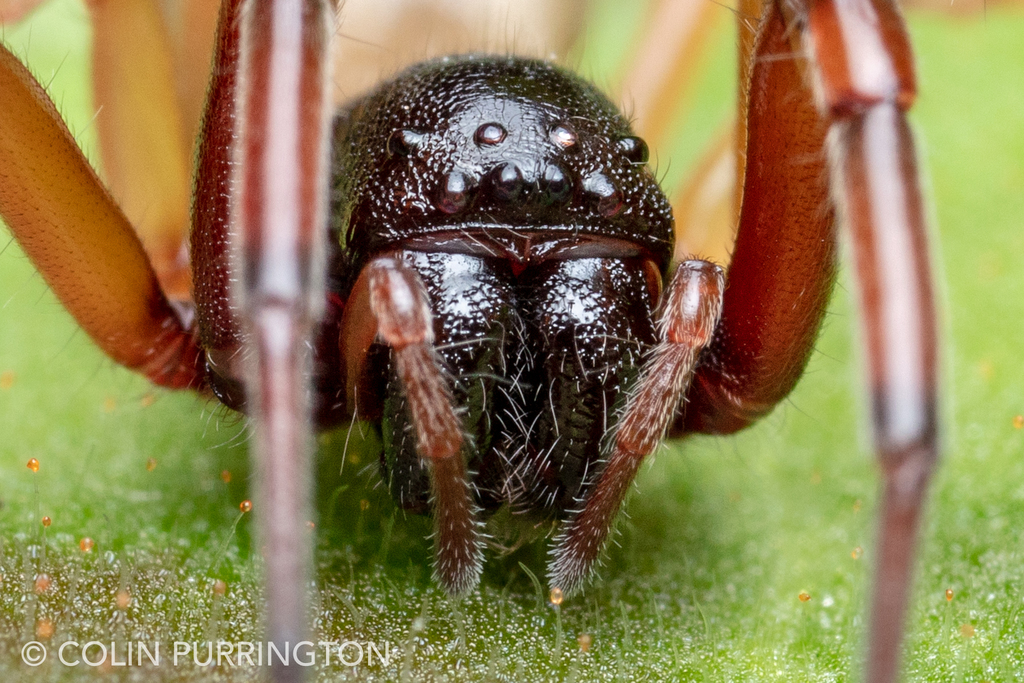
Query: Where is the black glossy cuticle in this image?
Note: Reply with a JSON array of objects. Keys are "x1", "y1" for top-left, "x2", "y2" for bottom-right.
[
  {"x1": 584, "y1": 173, "x2": 623, "y2": 217},
  {"x1": 335, "y1": 57, "x2": 675, "y2": 274},
  {"x1": 550, "y1": 123, "x2": 578, "y2": 149},
  {"x1": 329, "y1": 56, "x2": 680, "y2": 542}
]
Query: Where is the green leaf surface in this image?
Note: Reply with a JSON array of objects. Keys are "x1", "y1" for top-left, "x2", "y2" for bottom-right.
[{"x1": 1, "y1": 2, "x2": 1022, "y2": 681}]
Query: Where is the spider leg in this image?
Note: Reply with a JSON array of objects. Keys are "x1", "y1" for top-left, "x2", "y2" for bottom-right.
[
  {"x1": 331, "y1": 0, "x2": 585, "y2": 106},
  {"x1": 190, "y1": 0, "x2": 245, "y2": 405},
  {"x1": 191, "y1": 0, "x2": 348, "y2": 431},
  {"x1": 678, "y1": 2, "x2": 937, "y2": 680},
  {"x1": 614, "y1": 0, "x2": 726, "y2": 153},
  {"x1": 363, "y1": 255, "x2": 483, "y2": 595},
  {"x1": 614, "y1": 0, "x2": 738, "y2": 266},
  {"x1": 230, "y1": 0, "x2": 334, "y2": 672},
  {"x1": 88, "y1": 0, "x2": 195, "y2": 300},
  {"x1": 679, "y1": 1, "x2": 837, "y2": 436},
  {"x1": 804, "y1": 2, "x2": 937, "y2": 680},
  {"x1": 669, "y1": 125, "x2": 735, "y2": 265},
  {"x1": 548, "y1": 260, "x2": 724, "y2": 594},
  {"x1": 0, "y1": 44, "x2": 204, "y2": 389}
]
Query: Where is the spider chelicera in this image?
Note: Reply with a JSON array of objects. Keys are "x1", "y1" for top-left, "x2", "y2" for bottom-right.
[{"x1": 0, "y1": 1, "x2": 937, "y2": 682}]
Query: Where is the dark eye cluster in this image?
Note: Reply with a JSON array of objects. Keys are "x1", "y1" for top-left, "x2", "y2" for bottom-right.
[
  {"x1": 332, "y1": 56, "x2": 675, "y2": 273},
  {"x1": 384, "y1": 116, "x2": 652, "y2": 220}
]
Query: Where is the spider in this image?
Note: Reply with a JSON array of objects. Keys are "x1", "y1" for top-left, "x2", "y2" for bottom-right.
[{"x1": 0, "y1": 1, "x2": 939, "y2": 681}]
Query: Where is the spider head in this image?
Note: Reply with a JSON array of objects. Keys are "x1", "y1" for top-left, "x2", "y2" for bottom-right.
[{"x1": 331, "y1": 56, "x2": 675, "y2": 274}]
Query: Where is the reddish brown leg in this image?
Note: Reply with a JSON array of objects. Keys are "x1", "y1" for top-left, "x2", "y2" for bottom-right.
[
  {"x1": 678, "y1": 2, "x2": 937, "y2": 681},
  {"x1": 549, "y1": 260, "x2": 724, "y2": 593},
  {"x1": 0, "y1": 43, "x2": 204, "y2": 389},
  {"x1": 192, "y1": 0, "x2": 348, "y2": 429},
  {"x1": 838, "y1": 109, "x2": 934, "y2": 683},
  {"x1": 231, "y1": 0, "x2": 334, "y2": 672},
  {"x1": 191, "y1": 0, "x2": 244, "y2": 395},
  {"x1": 806, "y1": 2, "x2": 938, "y2": 681},
  {"x1": 680, "y1": 1, "x2": 837, "y2": 435},
  {"x1": 364, "y1": 256, "x2": 483, "y2": 596}
]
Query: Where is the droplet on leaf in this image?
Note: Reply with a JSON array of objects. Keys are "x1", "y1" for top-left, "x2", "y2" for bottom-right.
[{"x1": 35, "y1": 618, "x2": 54, "y2": 639}]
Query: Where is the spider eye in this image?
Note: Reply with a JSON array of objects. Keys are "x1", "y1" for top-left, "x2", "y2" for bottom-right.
[
  {"x1": 550, "y1": 123, "x2": 578, "y2": 149},
  {"x1": 541, "y1": 164, "x2": 572, "y2": 205},
  {"x1": 387, "y1": 129, "x2": 423, "y2": 157},
  {"x1": 490, "y1": 162, "x2": 524, "y2": 202},
  {"x1": 583, "y1": 172, "x2": 623, "y2": 217},
  {"x1": 437, "y1": 171, "x2": 476, "y2": 214},
  {"x1": 618, "y1": 136, "x2": 649, "y2": 164},
  {"x1": 474, "y1": 122, "x2": 507, "y2": 146}
]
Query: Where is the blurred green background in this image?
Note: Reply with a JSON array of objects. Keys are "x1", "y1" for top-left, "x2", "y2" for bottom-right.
[{"x1": 1, "y1": 1, "x2": 1023, "y2": 680}]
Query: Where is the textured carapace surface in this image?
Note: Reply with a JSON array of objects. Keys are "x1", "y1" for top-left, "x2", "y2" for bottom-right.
[
  {"x1": 329, "y1": 56, "x2": 674, "y2": 522},
  {"x1": 330, "y1": 56, "x2": 675, "y2": 280}
]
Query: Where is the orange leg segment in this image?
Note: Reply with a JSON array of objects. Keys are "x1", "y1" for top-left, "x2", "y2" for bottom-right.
[
  {"x1": 614, "y1": 0, "x2": 726, "y2": 153},
  {"x1": 0, "y1": 43, "x2": 204, "y2": 390},
  {"x1": 88, "y1": 0, "x2": 194, "y2": 300}
]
